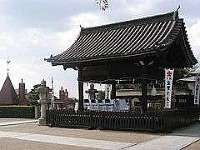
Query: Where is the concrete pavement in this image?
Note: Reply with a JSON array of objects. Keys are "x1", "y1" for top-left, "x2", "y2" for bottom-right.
[
  {"x1": 0, "y1": 130, "x2": 198, "y2": 150},
  {"x1": 0, "y1": 120, "x2": 37, "y2": 126},
  {"x1": 0, "y1": 119, "x2": 199, "y2": 150},
  {"x1": 0, "y1": 131, "x2": 135, "y2": 150},
  {"x1": 124, "y1": 136, "x2": 199, "y2": 150}
]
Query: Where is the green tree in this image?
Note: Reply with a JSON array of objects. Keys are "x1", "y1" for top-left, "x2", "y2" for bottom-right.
[{"x1": 28, "y1": 84, "x2": 41, "y2": 106}]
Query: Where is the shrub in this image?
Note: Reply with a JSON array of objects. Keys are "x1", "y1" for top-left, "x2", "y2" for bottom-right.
[{"x1": 0, "y1": 106, "x2": 35, "y2": 118}]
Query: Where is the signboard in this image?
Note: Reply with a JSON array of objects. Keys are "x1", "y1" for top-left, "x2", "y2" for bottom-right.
[
  {"x1": 164, "y1": 69, "x2": 174, "y2": 109},
  {"x1": 194, "y1": 76, "x2": 200, "y2": 105}
]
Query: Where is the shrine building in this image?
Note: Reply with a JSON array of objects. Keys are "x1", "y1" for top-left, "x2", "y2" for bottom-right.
[{"x1": 47, "y1": 10, "x2": 197, "y2": 112}]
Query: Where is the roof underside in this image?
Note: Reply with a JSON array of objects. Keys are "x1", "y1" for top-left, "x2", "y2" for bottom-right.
[{"x1": 49, "y1": 11, "x2": 197, "y2": 68}]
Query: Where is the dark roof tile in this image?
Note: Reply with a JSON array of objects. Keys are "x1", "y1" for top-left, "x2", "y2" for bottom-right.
[{"x1": 49, "y1": 11, "x2": 197, "y2": 66}]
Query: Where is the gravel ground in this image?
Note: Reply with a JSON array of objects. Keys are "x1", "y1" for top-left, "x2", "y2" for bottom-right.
[
  {"x1": 0, "y1": 137, "x2": 99, "y2": 150},
  {"x1": 170, "y1": 122, "x2": 200, "y2": 150},
  {"x1": 0, "y1": 118, "x2": 199, "y2": 150},
  {"x1": 182, "y1": 140, "x2": 200, "y2": 150},
  {"x1": 0, "y1": 118, "x2": 32, "y2": 123},
  {"x1": 0, "y1": 123, "x2": 160, "y2": 144}
]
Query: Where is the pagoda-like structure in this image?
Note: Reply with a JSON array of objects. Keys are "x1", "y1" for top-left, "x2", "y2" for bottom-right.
[
  {"x1": 0, "y1": 60, "x2": 28, "y2": 105},
  {"x1": 0, "y1": 75, "x2": 18, "y2": 105}
]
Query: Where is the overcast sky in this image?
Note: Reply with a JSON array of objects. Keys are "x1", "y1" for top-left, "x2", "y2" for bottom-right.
[{"x1": 0, "y1": 0, "x2": 199, "y2": 98}]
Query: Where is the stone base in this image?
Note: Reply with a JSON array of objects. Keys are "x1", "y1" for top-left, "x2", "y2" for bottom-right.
[{"x1": 38, "y1": 118, "x2": 46, "y2": 126}]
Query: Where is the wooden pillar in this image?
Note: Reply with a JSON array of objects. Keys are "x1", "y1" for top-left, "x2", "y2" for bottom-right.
[
  {"x1": 78, "y1": 69, "x2": 84, "y2": 111},
  {"x1": 111, "y1": 82, "x2": 116, "y2": 99},
  {"x1": 141, "y1": 79, "x2": 147, "y2": 112}
]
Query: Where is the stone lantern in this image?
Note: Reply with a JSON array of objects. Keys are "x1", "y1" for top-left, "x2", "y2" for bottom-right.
[{"x1": 38, "y1": 79, "x2": 49, "y2": 126}]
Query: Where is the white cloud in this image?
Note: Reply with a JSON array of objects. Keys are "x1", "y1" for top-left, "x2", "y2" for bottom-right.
[
  {"x1": 69, "y1": 12, "x2": 110, "y2": 28},
  {"x1": 0, "y1": 22, "x2": 80, "y2": 97},
  {"x1": 0, "y1": 0, "x2": 199, "y2": 98},
  {"x1": 0, "y1": 12, "x2": 107, "y2": 98},
  {"x1": 187, "y1": 19, "x2": 200, "y2": 58},
  {"x1": 0, "y1": 58, "x2": 78, "y2": 98}
]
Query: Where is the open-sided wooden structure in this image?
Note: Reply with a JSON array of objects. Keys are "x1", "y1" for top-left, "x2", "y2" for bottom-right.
[{"x1": 47, "y1": 11, "x2": 197, "y2": 112}]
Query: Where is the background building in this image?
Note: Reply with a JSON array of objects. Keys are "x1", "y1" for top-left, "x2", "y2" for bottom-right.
[
  {"x1": 0, "y1": 75, "x2": 18, "y2": 105},
  {"x1": 54, "y1": 86, "x2": 75, "y2": 110}
]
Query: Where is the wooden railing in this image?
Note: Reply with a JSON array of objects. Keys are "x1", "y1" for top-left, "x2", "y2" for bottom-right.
[{"x1": 46, "y1": 108, "x2": 200, "y2": 132}]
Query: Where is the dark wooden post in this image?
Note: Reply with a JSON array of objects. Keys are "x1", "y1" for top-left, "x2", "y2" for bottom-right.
[
  {"x1": 141, "y1": 78, "x2": 147, "y2": 112},
  {"x1": 111, "y1": 82, "x2": 116, "y2": 99},
  {"x1": 78, "y1": 69, "x2": 84, "y2": 111}
]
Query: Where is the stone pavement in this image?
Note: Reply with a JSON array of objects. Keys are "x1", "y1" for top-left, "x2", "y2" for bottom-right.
[
  {"x1": 0, "y1": 137, "x2": 97, "y2": 150},
  {"x1": 0, "y1": 118, "x2": 35, "y2": 123},
  {"x1": 0, "y1": 131, "x2": 135, "y2": 150},
  {"x1": 183, "y1": 140, "x2": 200, "y2": 150},
  {"x1": 0, "y1": 130, "x2": 198, "y2": 150},
  {"x1": 0, "y1": 118, "x2": 199, "y2": 150},
  {"x1": 0, "y1": 119, "x2": 37, "y2": 126},
  {"x1": 125, "y1": 135, "x2": 199, "y2": 150},
  {"x1": 0, "y1": 122, "x2": 158, "y2": 144}
]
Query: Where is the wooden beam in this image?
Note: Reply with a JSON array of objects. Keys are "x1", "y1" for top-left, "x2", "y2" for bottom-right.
[
  {"x1": 111, "y1": 82, "x2": 116, "y2": 99},
  {"x1": 141, "y1": 78, "x2": 148, "y2": 113},
  {"x1": 78, "y1": 69, "x2": 84, "y2": 111}
]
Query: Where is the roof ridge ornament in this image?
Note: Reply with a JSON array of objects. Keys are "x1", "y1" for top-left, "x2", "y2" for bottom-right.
[
  {"x1": 173, "y1": 5, "x2": 180, "y2": 20},
  {"x1": 95, "y1": 0, "x2": 109, "y2": 11},
  {"x1": 6, "y1": 59, "x2": 11, "y2": 76},
  {"x1": 80, "y1": 25, "x2": 85, "y2": 30}
]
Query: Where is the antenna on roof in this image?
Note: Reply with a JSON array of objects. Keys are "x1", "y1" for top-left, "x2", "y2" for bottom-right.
[{"x1": 173, "y1": 5, "x2": 180, "y2": 20}]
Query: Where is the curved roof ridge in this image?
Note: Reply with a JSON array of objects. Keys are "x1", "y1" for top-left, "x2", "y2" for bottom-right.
[
  {"x1": 81, "y1": 12, "x2": 176, "y2": 34},
  {"x1": 47, "y1": 11, "x2": 197, "y2": 68}
]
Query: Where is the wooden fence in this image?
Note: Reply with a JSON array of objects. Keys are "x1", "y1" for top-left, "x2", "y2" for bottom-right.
[{"x1": 46, "y1": 108, "x2": 200, "y2": 132}]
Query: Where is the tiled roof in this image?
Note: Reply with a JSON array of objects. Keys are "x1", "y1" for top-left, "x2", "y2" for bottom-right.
[
  {"x1": 0, "y1": 75, "x2": 18, "y2": 105},
  {"x1": 49, "y1": 11, "x2": 197, "y2": 66}
]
